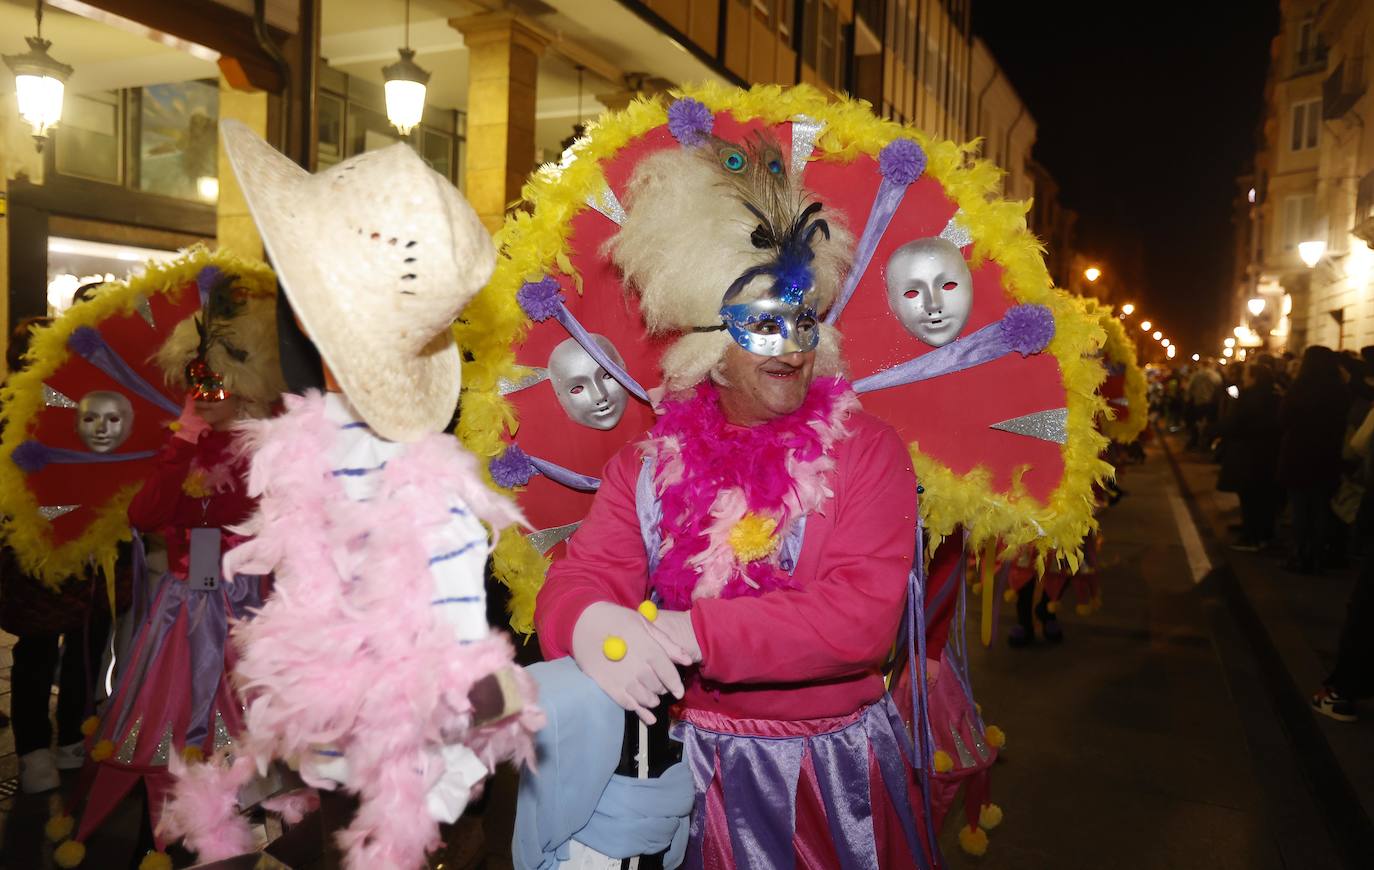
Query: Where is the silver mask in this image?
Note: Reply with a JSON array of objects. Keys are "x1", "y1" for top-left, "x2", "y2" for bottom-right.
[
  {"x1": 885, "y1": 238, "x2": 974, "y2": 347},
  {"x1": 547, "y1": 335, "x2": 629, "y2": 430},
  {"x1": 76, "y1": 391, "x2": 134, "y2": 453}
]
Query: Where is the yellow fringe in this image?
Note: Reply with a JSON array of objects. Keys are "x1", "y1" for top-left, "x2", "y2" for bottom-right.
[
  {"x1": 460, "y1": 83, "x2": 1109, "y2": 631},
  {"x1": 0, "y1": 244, "x2": 276, "y2": 591}
]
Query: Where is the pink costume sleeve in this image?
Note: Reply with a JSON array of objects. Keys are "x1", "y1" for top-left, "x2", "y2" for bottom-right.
[
  {"x1": 535, "y1": 447, "x2": 650, "y2": 660},
  {"x1": 690, "y1": 421, "x2": 917, "y2": 685}
]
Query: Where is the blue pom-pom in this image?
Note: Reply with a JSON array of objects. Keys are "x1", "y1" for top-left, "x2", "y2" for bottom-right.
[
  {"x1": 490, "y1": 444, "x2": 536, "y2": 488},
  {"x1": 879, "y1": 139, "x2": 926, "y2": 186},
  {"x1": 1000, "y1": 304, "x2": 1055, "y2": 356},
  {"x1": 516, "y1": 278, "x2": 565, "y2": 322},
  {"x1": 667, "y1": 98, "x2": 714, "y2": 147}
]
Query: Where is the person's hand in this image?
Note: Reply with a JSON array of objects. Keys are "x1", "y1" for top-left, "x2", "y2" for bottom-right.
[
  {"x1": 173, "y1": 395, "x2": 210, "y2": 443},
  {"x1": 645, "y1": 608, "x2": 702, "y2": 665},
  {"x1": 571, "y1": 602, "x2": 692, "y2": 724}
]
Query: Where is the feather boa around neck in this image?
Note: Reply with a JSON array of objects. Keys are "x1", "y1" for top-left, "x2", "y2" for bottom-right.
[{"x1": 644, "y1": 376, "x2": 858, "y2": 608}]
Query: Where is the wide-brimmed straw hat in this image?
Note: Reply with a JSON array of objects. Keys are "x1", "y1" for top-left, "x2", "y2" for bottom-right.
[{"x1": 219, "y1": 120, "x2": 494, "y2": 442}]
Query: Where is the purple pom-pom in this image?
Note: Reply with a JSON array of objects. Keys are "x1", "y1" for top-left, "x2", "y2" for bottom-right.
[
  {"x1": 667, "y1": 98, "x2": 713, "y2": 147},
  {"x1": 67, "y1": 326, "x2": 101, "y2": 357},
  {"x1": 13, "y1": 440, "x2": 51, "y2": 473},
  {"x1": 517, "y1": 278, "x2": 565, "y2": 323},
  {"x1": 490, "y1": 444, "x2": 536, "y2": 488},
  {"x1": 1000, "y1": 304, "x2": 1055, "y2": 356},
  {"x1": 879, "y1": 139, "x2": 926, "y2": 186},
  {"x1": 196, "y1": 265, "x2": 224, "y2": 297}
]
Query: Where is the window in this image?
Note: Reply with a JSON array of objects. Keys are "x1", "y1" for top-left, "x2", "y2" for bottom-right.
[
  {"x1": 55, "y1": 90, "x2": 121, "y2": 184},
  {"x1": 1291, "y1": 99, "x2": 1320, "y2": 151},
  {"x1": 1296, "y1": 18, "x2": 1318, "y2": 69},
  {"x1": 778, "y1": 0, "x2": 794, "y2": 38},
  {"x1": 801, "y1": 0, "x2": 818, "y2": 69},
  {"x1": 819, "y1": 2, "x2": 837, "y2": 86},
  {"x1": 1281, "y1": 193, "x2": 1315, "y2": 250}
]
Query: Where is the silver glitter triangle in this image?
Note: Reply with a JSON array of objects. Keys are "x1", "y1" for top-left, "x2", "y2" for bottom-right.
[
  {"x1": 115, "y1": 717, "x2": 143, "y2": 764},
  {"x1": 584, "y1": 184, "x2": 627, "y2": 226},
  {"x1": 948, "y1": 723, "x2": 977, "y2": 769},
  {"x1": 498, "y1": 367, "x2": 550, "y2": 396},
  {"x1": 938, "y1": 210, "x2": 973, "y2": 248},
  {"x1": 527, "y1": 521, "x2": 580, "y2": 555},
  {"x1": 134, "y1": 294, "x2": 155, "y2": 328},
  {"x1": 790, "y1": 114, "x2": 824, "y2": 175},
  {"x1": 967, "y1": 714, "x2": 991, "y2": 761},
  {"x1": 989, "y1": 408, "x2": 1068, "y2": 444},
  {"x1": 43, "y1": 384, "x2": 77, "y2": 409},
  {"x1": 214, "y1": 712, "x2": 233, "y2": 751},
  {"x1": 150, "y1": 724, "x2": 174, "y2": 765},
  {"x1": 38, "y1": 504, "x2": 79, "y2": 520}
]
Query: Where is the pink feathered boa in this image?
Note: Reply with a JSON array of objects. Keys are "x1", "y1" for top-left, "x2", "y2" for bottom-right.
[
  {"x1": 644, "y1": 377, "x2": 858, "y2": 609},
  {"x1": 159, "y1": 392, "x2": 544, "y2": 869}
]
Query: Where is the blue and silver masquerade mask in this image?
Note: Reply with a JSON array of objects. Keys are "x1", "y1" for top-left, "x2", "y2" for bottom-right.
[{"x1": 718, "y1": 279, "x2": 821, "y2": 356}]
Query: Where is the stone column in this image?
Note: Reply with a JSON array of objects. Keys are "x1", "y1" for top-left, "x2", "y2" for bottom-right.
[
  {"x1": 451, "y1": 11, "x2": 551, "y2": 234},
  {"x1": 216, "y1": 72, "x2": 269, "y2": 260}
]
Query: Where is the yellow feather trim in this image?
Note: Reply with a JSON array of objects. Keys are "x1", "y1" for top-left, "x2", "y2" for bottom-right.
[
  {"x1": 1081, "y1": 297, "x2": 1148, "y2": 444},
  {"x1": 0, "y1": 245, "x2": 276, "y2": 590}
]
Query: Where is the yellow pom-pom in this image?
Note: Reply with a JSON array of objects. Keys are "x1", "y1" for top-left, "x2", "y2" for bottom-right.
[
  {"x1": 985, "y1": 725, "x2": 1006, "y2": 749},
  {"x1": 54, "y1": 840, "x2": 86, "y2": 868},
  {"x1": 637, "y1": 600, "x2": 659, "y2": 622},
  {"x1": 89, "y1": 739, "x2": 115, "y2": 762},
  {"x1": 168, "y1": 421, "x2": 182, "y2": 433},
  {"x1": 80, "y1": 716, "x2": 100, "y2": 737},
  {"x1": 979, "y1": 802, "x2": 1004, "y2": 830},
  {"x1": 1002, "y1": 588, "x2": 1016, "y2": 603},
  {"x1": 602, "y1": 635, "x2": 627, "y2": 662},
  {"x1": 958, "y1": 824, "x2": 989, "y2": 856},
  {"x1": 1075, "y1": 602, "x2": 1093, "y2": 617},
  {"x1": 181, "y1": 745, "x2": 204, "y2": 764},
  {"x1": 971, "y1": 582, "x2": 982, "y2": 596},
  {"x1": 933, "y1": 750, "x2": 954, "y2": 773},
  {"x1": 46, "y1": 814, "x2": 74, "y2": 842},
  {"x1": 138, "y1": 851, "x2": 173, "y2": 870},
  {"x1": 728, "y1": 513, "x2": 779, "y2": 563},
  {"x1": 1046, "y1": 600, "x2": 1060, "y2": 614}
]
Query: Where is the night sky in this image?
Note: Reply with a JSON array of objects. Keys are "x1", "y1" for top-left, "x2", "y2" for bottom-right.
[{"x1": 972, "y1": 1, "x2": 1280, "y2": 355}]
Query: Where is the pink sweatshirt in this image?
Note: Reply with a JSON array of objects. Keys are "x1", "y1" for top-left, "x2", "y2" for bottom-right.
[{"x1": 535, "y1": 410, "x2": 917, "y2": 721}]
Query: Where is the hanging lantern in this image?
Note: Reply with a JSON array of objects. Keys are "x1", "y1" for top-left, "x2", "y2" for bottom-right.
[
  {"x1": 4, "y1": 0, "x2": 73, "y2": 152},
  {"x1": 382, "y1": 0, "x2": 429, "y2": 136}
]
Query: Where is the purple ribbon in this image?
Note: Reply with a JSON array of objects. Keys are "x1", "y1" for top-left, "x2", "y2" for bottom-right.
[
  {"x1": 11, "y1": 440, "x2": 156, "y2": 473},
  {"x1": 68, "y1": 326, "x2": 181, "y2": 415},
  {"x1": 826, "y1": 180, "x2": 910, "y2": 326},
  {"x1": 529, "y1": 455, "x2": 602, "y2": 492},
  {"x1": 907, "y1": 522, "x2": 939, "y2": 869},
  {"x1": 554, "y1": 305, "x2": 650, "y2": 403}
]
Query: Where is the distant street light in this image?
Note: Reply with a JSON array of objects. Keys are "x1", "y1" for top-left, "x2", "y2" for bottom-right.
[
  {"x1": 1247, "y1": 298, "x2": 1266, "y2": 316},
  {"x1": 1298, "y1": 240, "x2": 1327, "y2": 268},
  {"x1": 1224, "y1": 337, "x2": 1236, "y2": 348},
  {"x1": 1167, "y1": 345, "x2": 1177, "y2": 359},
  {"x1": 1121, "y1": 303, "x2": 1135, "y2": 316},
  {"x1": 1085, "y1": 267, "x2": 1102, "y2": 282},
  {"x1": 1162, "y1": 338, "x2": 1170, "y2": 347},
  {"x1": 1152, "y1": 330, "x2": 1162, "y2": 340},
  {"x1": 1140, "y1": 320, "x2": 1152, "y2": 331},
  {"x1": 1232, "y1": 326, "x2": 1246, "y2": 338},
  {"x1": 1191, "y1": 353, "x2": 1200, "y2": 362},
  {"x1": 1223, "y1": 347, "x2": 1234, "y2": 358}
]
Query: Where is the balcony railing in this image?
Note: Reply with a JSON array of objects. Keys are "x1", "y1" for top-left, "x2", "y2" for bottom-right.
[{"x1": 1323, "y1": 58, "x2": 1366, "y2": 119}]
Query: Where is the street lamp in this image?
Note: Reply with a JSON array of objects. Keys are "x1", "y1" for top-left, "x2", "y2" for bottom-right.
[
  {"x1": 3, "y1": 0, "x2": 73, "y2": 153},
  {"x1": 1247, "y1": 298, "x2": 1266, "y2": 316},
  {"x1": 1161, "y1": 338, "x2": 1170, "y2": 347},
  {"x1": 1298, "y1": 240, "x2": 1327, "y2": 268},
  {"x1": 1140, "y1": 320, "x2": 1152, "y2": 332},
  {"x1": 1224, "y1": 337, "x2": 1236, "y2": 348},
  {"x1": 382, "y1": 0, "x2": 430, "y2": 136},
  {"x1": 1167, "y1": 345, "x2": 1177, "y2": 359},
  {"x1": 1223, "y1": 347, "x2": 1234, "y2": 358},
  {"x1": 1192, "y1": 353, "x2": 1200, "y2": 362},
  {"x1": 1152, "y1": 330, "x2": 1162, "y2": 341},
  {"x1": 1085, "y1": 267, "x2": 1102, "y2": 283},
  {"x1": 1121, "y1": 303, "x2": 1135, "y2": 316}
]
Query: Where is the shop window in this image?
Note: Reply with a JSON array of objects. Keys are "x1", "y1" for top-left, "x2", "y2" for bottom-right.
[
  {"x1": 136, "y1": 80, "x2": 220, "y2": 203},
  {"x1": 54, "y1": 90, "x2": 121, "y2": 185}
]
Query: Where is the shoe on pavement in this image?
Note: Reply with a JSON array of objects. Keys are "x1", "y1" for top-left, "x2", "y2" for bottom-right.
[
  {"x1": 55, "y1": 740, "x2": 85, "y2": 770},
  {"x1": 1312, "y1": 687, "x2": 1357, "y2": 722},
  {"x1": 19, "y1": 748, "x2": 60, "y2": 793}
]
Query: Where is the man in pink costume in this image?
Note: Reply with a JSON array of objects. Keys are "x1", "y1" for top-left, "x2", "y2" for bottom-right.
[{"x1": 532, "y1": 124, "x2": 935, "y2": 868}]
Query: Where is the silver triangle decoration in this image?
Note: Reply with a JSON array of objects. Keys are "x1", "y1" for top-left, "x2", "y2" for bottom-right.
[
  {"x1": 989, "y1": 408, "x2": 1068, "y2": 444},
  {"x1": 498, "y1": 367, "x2": 550, "y2": 396},
  {"x1": 213, "y1": 711, "x2": 233, "y2": 751},
  {"x1": 115, "y1": 717, "x2": 143, "y2": 764},
  {"x1": 43, "y1": 384, "x2": 77, "y2": 408},
  {"x1": 968, "y1": 714, "x2": 991, "y2": 761},
  {"x1": 134, "y1": 294, "x2": 155, "y2": 328},
  {"x1": 938, "y1": 210, "x2": 973, "y2": 249},
  {"x1": 527, "y1": 521, "x2": 580, "y2": 555},
  {"x1": 948, "y1": 724, "x2": 978, "y2": 769},
  {"x1": 150, "y1": 724, "x2": 174, "y2": 765},
  {"x1": 790, "y1": 114, "x2": 824, "y2": 176},
  {"x1": 585, "y1": 184, "x2": 627, "y2": 226},
  {"x1": 39, "y1": 504, "x2": 80, "y2": 520}
]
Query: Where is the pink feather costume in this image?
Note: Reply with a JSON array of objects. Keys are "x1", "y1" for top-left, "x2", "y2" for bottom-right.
[{"x1": 160, "y1": 392, "x2": 544, "y2": 869}]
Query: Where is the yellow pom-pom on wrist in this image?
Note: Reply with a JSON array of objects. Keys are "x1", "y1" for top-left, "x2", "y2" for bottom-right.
[
  {"x1": 54, "y1": 840, "x2": 86, "y2": 867},
  {"x1": 638, "y1": 601, "x2": 658, "y2": 622},
  {"x1": 979, "y1": 802, "x2": 1004, "y2": 830},
  {"x1": 958, "y1": 824, "x2": 989, "y2": 856},
  {"x1": 80, "y1": 716, "x2": 100, "y2": 737},
  {"x1": 89, "y1": 739, "x2": 115, "y2": 762},
  {"x1": 181, "y1": 745, "x2": 204, "y2": 764},
  {"x1": 985, "y1": 725, "x2": 1006, "y2": 749},
  {"x1": 602, "y1": 635, "x2": 627, "y2": 661},
  {"x1": 46, "y1": 814, "x2": 75, "y2": 842},
  {"x1": 138, "y1": 851, "x2": 173, "y2": 870},
  {"x1": 933, "y1": 750, "x2": 954, "y2": 773}
]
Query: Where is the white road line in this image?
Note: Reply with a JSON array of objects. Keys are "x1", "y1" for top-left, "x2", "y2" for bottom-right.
[{"x1": 1169, "y1": 490, "x2": 1213, "y2": 583}]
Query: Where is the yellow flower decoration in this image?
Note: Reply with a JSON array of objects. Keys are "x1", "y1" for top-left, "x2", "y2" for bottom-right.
[
  {"x1": 181, "y1": 470, "x2": 211, "y2": 498},
  {"x1": 728, "y1": 513, "x2": 780, "y2": 564}
]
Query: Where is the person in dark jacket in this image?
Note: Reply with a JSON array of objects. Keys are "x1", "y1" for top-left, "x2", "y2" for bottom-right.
[
  {"x1": 1219, "y1": 359, "x2": 1283, "y2": 550},
  {"x1": 1279, "y1": 346, "x2": 1352, "y2": 573}
]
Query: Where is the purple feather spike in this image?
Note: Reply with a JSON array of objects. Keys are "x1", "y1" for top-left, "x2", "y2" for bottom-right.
[
  {"x1": 516, "y1": 278, "x2": 565, "y2": 323},
  {"x1": 13, "y1": 440, "x2": 51, "y2": 473},
  {"x1": 879, "y1": 139, "x2": 926, "y2": 186},
  {"x1": 67, "y1": 326, "x2": 101, "y2": 357},
  {"x1": 1000, "y1": 304, "x2": 1056, "y2": 356},
  {"x1": 667, "y1": 98, "x2": 713, "y2": 147},
  {"x1": 196, "y1": 266, "x2": 224, "y2": 299},
  {"x1": 490, "y1": 444, "x2": 536, "y2": 488}
]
